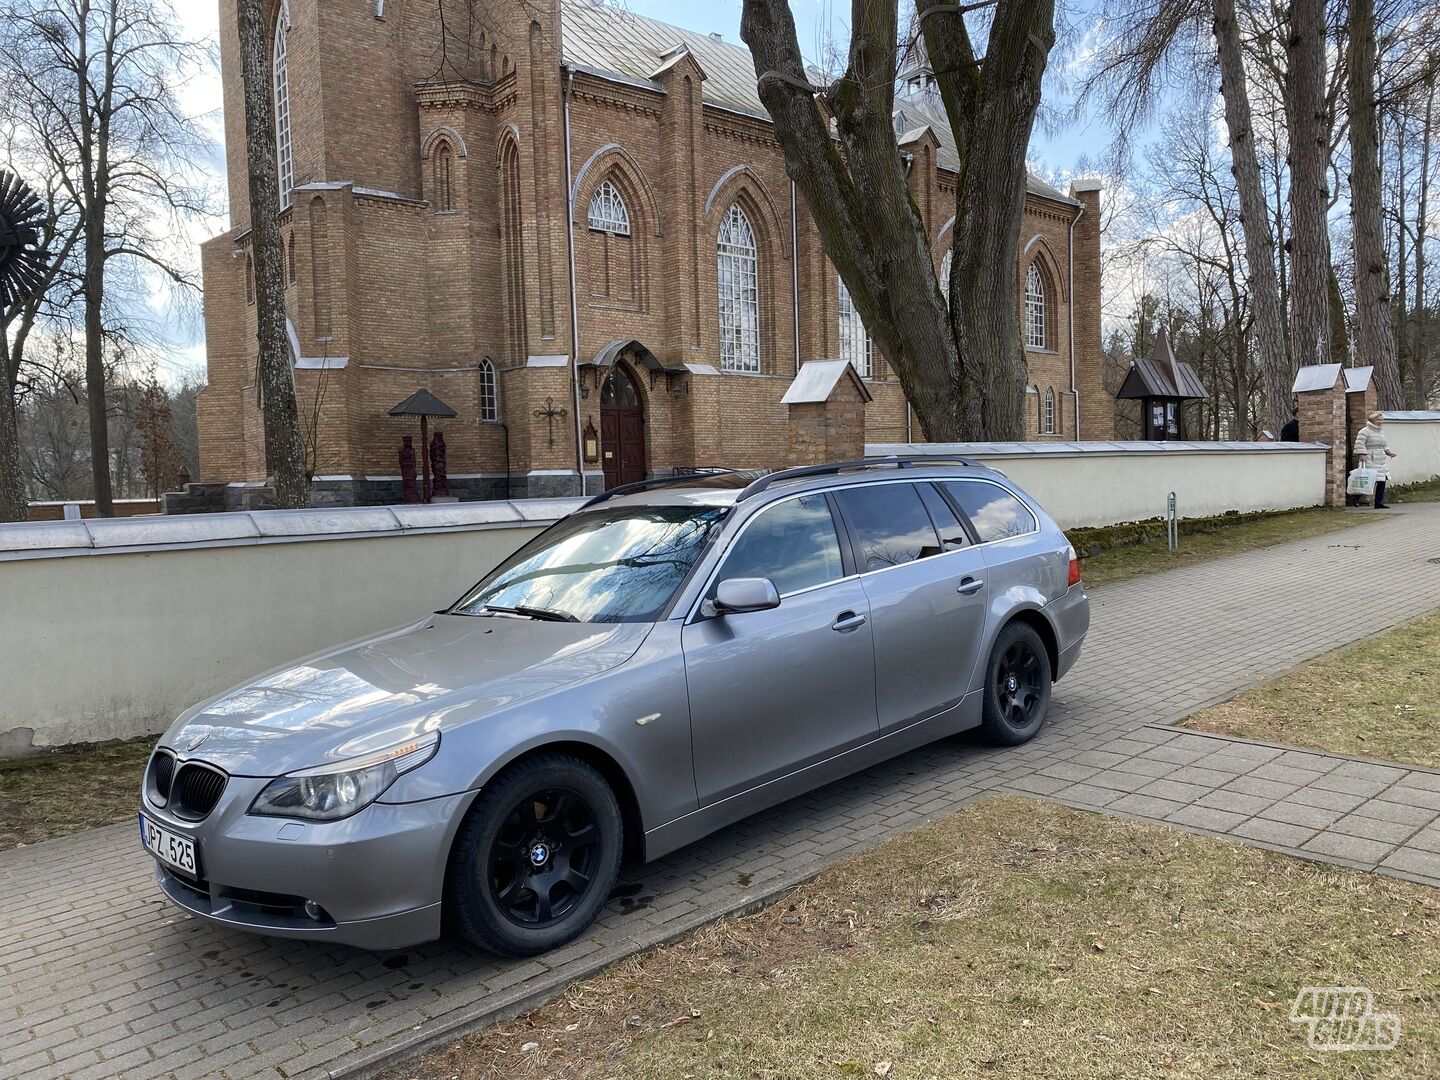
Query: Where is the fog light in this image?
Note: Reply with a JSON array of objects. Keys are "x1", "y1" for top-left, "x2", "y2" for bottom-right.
[{"x1": 303, "y1": 899, "x2": 327, "y2": 921}]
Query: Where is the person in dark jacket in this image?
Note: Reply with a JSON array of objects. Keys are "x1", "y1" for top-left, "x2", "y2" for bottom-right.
[{"x1": 1279, "y1": 406, "x2": 1300, "y2": 442}]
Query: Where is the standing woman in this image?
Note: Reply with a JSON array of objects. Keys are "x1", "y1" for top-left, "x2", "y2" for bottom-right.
[{"x1": 1354, "y1": 411, "x2": 1398, "y2": 508}]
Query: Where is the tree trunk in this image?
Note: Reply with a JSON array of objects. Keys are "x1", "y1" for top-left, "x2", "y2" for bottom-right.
[
  {"x1": 1212, "y1": 0, "x2": 1290, "y2": 434},
  {"x1": 0, "y1": 328, "x2": 25, "y2": 521},
  {"x1": 1347, "y1": 0, "x2": 1402, "y2": 407},
  {"x1": 75, "y1": 0, "x2": 114, "y2": 516},
  {"x1": 1282, "y1": 0, "x2": 1334, "y2": 373},
  {"x1": 1412, "y1": 76, "x2": 1433, "y2": 408},
  {"x1": 236, "y1": 0, "x2": 309, "y2": 508},
  {"x1": 1327, "y1": 264, "x2": 1350, "y2": 364},
  {"x1": 82, "y1": 212, "x2": 113, "y2": 515},
  {"x1": 927, "y1": 0, "x2": 1053, "y2": 440},
  {"x1": 738, "y1": 0, "x2": 964, "y2": 440},
  {"x1": 738, "y1": 0, "x2": 1052, "y2": 442}
]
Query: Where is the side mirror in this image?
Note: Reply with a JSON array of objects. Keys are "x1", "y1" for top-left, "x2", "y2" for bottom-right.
[{"x1": 705, "y1": 577, "x2": 781, "y2": 616}]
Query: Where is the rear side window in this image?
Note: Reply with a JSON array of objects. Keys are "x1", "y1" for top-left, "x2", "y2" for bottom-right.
[
  {"x1": 942, "y1": 481, "x2": 1037, "y2": 543},
  {"x1": 717, "y1": 494, "x2": 844, "y2": 596},
  {"x1": 834, "y1": 483, "x2": 943, "y2": 572}
]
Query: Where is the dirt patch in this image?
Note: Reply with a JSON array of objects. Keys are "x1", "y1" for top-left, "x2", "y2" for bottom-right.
[{"x1": 0, "y1": 735, "x2": 154, "y2": 848}]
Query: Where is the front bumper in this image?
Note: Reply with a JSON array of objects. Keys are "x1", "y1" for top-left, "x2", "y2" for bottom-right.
[{"x1": 143, "y1": 779, "x2": 474, "y2": 951}]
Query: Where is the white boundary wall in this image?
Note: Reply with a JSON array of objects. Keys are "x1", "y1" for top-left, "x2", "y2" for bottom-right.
[
  {"x1": 1381, "y1": 412, "x2": 1440, "y2": 485},
  {"x1": 868, "y1": 441, "x2": 1329, "y2": 529},
  {"x1": 5, "y1": 426, "x2": 1440, "y2": 753},
  {"x1": 0, "y1": 502, "x2": 578, "y2": 754}
]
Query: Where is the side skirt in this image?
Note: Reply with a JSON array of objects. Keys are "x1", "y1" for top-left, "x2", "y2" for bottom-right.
[{"x1": 642, "y1": 688, "x2": 983, "y2": 863}]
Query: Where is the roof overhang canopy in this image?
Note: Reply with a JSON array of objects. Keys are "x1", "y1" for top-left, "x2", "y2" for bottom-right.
[
  {"x1": 585, "y1": 338, "x2": 684, "y2": 374},
  {"x1": 1292, "y1": 363, "x2": 1343, "y2": 393},
  {"x1": 781, "y1": 359, "x2": 874, "y2": 404}
]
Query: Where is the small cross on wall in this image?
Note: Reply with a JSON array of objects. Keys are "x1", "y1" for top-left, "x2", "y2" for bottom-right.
[{"x1": 532, "y1": 395, "x2": 568, "y2": 448}]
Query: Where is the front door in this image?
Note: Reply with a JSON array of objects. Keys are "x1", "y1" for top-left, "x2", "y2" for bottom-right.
[
  {"x1": 600, "y1": 365, "x2": 646, "y2": 489},
  {"x1": 682, "y1": 492, "x2": 880, "y2": 805}
]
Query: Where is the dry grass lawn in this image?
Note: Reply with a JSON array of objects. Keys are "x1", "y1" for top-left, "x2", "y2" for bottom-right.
[
  {"x1": 1184, "y1": 610, "x2": 1440, "y2": 769},
  {"x1": 0, "y1": 736, "x2": 152, "y2": 848},
  {"x1": 1076, "y1": 507, "x2": 1370, "y2": 588},
  {"x1": 395, "y1": 797, "x2": 1440, "y2": 1080}
]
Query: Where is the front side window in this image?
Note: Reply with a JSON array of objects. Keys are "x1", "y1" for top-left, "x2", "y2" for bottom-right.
[
  {"x1": 1025, "y1": 263, "x2": 1046, "y2": 349},
  {"x1": 454, "y1": 506, "x2": 728, "y2": 623},
  {"x1": 717, "y1": 203, "x2": 760, "y2": 372},
  {"x1": 835, "y1": 483, "x2": 943, "y2": 572},
  {"x1": 837, "y1": 279, "x2": 871, "y2": 378},
  {"x1": 587, "y1": 179, "x2": 630, "y2": 234},
  {"x1": 716, "y1": 494, "x2": 843, "y2": 597},
  {"x1": 274, "y1": 3, "x2": 293, "y2": 210},
  {"x1": 943, "y1": 481, "x2": 1037, "y2": 543}
]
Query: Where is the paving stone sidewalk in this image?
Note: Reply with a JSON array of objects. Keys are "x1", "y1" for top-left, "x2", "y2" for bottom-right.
[{"x1": 3, "y1": 502, "x2": 1440, "y2": 1080}]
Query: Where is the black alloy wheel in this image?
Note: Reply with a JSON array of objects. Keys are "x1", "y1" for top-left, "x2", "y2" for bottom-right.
[
  {"x1": 979, "y1": 621, "x2": 1053, "y2": 746},
  {"x1": 488, "y1": 786, "x2": 601, "y2": 927},
  {"x1": 447, "y1": 753, "x2": 622, "y2": 956}
]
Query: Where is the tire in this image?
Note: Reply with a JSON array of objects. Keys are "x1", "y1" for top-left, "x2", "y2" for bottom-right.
[
  {"x1": 446, "y1": 753, "x2": 622, "y2": 957},
  {"x1": 979, "y1": 621, "x2": 1053, "y2": 747}
]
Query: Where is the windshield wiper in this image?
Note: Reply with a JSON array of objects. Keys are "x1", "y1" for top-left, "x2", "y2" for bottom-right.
[{"x1": 480, "y1": 603, "x2": 579, "y2": 622}]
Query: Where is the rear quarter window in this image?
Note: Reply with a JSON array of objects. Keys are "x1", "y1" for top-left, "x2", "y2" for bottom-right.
[{"x1": 942, "y1": 481, "x2": 1038, "y2": 543}]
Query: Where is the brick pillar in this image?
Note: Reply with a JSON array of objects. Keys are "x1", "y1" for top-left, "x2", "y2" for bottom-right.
[
  {"x1": 1346, "y1": 383, "x2": 1376, "y2": 461},
  {"x1": 1297, "y1": 381, "x2": 1347, "y2": 506},
  {"x1": 1069, "y1": 180, "x2": 1112, "y2": 440},
  {"x1": 785, "y1": 361, "x2": 868, "y2": 465}
]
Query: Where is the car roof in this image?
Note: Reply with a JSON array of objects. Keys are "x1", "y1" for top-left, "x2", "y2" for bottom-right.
[{"x1": 585, "y1": 460, "x2": 1015, "y2": 512}]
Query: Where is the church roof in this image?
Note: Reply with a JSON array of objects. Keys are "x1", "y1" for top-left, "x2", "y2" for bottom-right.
[{"x1": 559, "y1": 0, "x2": 1077, "y2": 207}]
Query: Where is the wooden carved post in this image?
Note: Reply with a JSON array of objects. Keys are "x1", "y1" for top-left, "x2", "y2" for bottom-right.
[{"x1": 420, "y1": 414, "x2": 431, "y2": 503}]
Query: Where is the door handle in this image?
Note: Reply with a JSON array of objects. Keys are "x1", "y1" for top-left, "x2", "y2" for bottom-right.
[
  {"x1": 831, "y1": 611, "x2": 868, "y2": 633},
  {"x1": 956, "y1": 577, "x2": 984, "y2": 595}
]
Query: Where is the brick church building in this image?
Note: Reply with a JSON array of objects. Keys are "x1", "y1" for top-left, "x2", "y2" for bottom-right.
[{"x1": 197, "y1": 0, "x2": 1112, "y2": 502}]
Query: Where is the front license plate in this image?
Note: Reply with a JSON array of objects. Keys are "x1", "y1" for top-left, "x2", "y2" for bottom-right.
[{"x1": 139, "y1": 812, "x2": 198, "y2": 876}]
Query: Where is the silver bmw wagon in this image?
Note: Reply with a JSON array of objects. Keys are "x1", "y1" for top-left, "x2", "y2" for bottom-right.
[{"x1": 140, "y1": 458, "x2": 1088, "y2": 956}]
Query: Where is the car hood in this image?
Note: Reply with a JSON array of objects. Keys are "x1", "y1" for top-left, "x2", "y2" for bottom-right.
[{"x1": 165, "y1": 614, "x2": 652, "y2": 777}]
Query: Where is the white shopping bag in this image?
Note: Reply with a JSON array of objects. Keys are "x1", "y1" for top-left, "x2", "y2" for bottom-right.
[{"x1": 1347, "y1": 467, "x2": 1378, "y2": 496}]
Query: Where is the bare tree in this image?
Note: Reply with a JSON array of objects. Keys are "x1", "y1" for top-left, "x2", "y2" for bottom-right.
[
  {"x1": 737, "y1": 0, "x2": 1055, "y2": 440},
  {"x1": 1212, "y1": 0, "x2": 1290, "y2": 432},
  {"x1": 235, "y1": 0, "x2": 308, "y2": 508},
  {"x1": 1346, "y1": 0, "x2": 1403, "y2": 405},
  {"x1": 0, "y1": 165, "x2": 82, "y2": 521},
  {"x1": 1082, "y1": 0, "x2": 1292, "y2": 434},
  {"x1": 1, "y1": 0, "x2": 214, "y2": 516}
]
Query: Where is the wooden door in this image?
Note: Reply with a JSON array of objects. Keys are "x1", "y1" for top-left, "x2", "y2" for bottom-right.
[{"x1": 600, "y1": 365, "x2": 646, "y2": 489}]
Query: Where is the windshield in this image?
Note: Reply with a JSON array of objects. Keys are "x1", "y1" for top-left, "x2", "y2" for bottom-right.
[{"x1": 452, "y1": 505, "x2": 730, "y2": 623}]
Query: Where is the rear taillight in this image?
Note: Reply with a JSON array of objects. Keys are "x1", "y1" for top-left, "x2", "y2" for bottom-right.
[{"x1": 1066, "y1": 545, "x2": 1081, "y2": 587}]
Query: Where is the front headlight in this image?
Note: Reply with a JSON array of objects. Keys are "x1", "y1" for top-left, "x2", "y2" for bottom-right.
[{"x1": 249, "y1": 733, "x2": 440, "y2": 821}]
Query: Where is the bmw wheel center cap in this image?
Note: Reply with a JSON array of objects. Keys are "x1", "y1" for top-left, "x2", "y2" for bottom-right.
[{"x1": 529, "y1": 843, "x2": 549, "y2": 866}]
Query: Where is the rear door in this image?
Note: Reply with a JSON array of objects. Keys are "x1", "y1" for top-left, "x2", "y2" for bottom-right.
[
  {"x1": 939, "y1": 479, "x2": 1056, "y2": 596},
  {"x1": 833, "y1": 481, "x2": 990, "y2": 735},
  {"x1": 682, "y1": 492, "x2": 880, "y2": 805}
]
